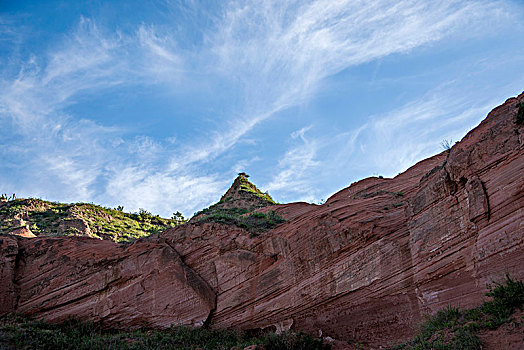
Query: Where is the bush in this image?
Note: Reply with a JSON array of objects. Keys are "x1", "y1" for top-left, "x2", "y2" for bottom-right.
[
  {"x1": 263, "y1": 331, "x2": 329, "y2": 350},
  {"x1": 440, "y1": 139, "x2": 453, "y2": 152},
  {"x1": 197, "y1": 209, "x2": 285, "y2": 233},
  {"x1": 0, "y1": 315, "x2": 329, "y2": 350},
  {"x1": 171, "y1": 211, "x2": 187, "y2": 224},
  {"x1": 482, "y1": 273, "x2": 524, "y2": 327},
  {"x1": 137, "y1": 208, "x2": 152, "y2": 222},
  {"x1": 393, "y1": 274, "x2": 524, "y2": 349}
]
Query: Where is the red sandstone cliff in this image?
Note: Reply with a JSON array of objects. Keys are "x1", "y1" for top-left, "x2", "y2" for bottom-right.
[{"x1": 1, "y1": 92, "x2": 523, "y2": 348}]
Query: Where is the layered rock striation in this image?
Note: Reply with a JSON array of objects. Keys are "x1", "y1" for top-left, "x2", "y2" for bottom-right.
[
  {"x1": 0, "y1": 236, "x2": 215, "y2": 329},
  {"x1": 1, "y1": 92, "x2": 523, "y2": 347}
]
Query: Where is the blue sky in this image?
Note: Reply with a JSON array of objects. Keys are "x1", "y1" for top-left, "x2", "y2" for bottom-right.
[{"x1": 1, "y1": 0, "x2": 523, "y2": 218}]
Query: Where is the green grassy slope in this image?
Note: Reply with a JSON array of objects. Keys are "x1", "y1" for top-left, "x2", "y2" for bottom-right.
[{"x1": 0, "y1": 198, "x2": 181, "y2": 242}]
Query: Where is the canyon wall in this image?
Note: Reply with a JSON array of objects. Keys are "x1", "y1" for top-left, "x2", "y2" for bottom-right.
[
  {"x1": 0, "y1": 236, "x2": 215, "y2": 329},
  {"x1": 1, "y1": 93, "x2": 523, "y2": 347}
]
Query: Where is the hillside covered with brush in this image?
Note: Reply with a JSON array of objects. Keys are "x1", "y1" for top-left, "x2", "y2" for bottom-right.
[{"x1": 0, "y1": 198, "x2": 183, "y2": 242}]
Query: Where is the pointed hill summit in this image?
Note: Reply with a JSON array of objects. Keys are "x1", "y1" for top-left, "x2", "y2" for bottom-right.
[
  {"x1": 219, "y1": 172, "x2": 276, "y2": 209},
  {"x1": 190, "y1": 173, "x2": 284, "y2": 233}
]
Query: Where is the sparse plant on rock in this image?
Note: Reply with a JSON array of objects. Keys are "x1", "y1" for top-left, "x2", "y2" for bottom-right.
[
  {"x1": 516, "y1": 101, "x2": 524, "y2": 124},
  {"x1": 440, "y1": 139, "x2": 453, "y2": 152},
  {"x1": 392, "y1": 274, "x2": 524, "y2": 349},
  {"x1": 171, "y1": 211, "x2": 187, "y2": 224}
]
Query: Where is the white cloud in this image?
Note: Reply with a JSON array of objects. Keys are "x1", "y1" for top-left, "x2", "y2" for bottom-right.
[
  {"x1": 211, "y1": 0, "x2": 500, "y2": 106},
  {"x1": 186, "y1": 0, "x2": 504, "y2": 164},
  {"x1": 266, "y1": 126, "x2": 320, "y2": 202},
  {"x1": 137, "y1": 24, "x2": 185, "y2": 81},
  {"x1": 1, "y1": 18, "x2": 127, "y2": 131},
  {"x1": 349, "y1": 87, "x2": 498, "y2": 177},
  {"x1": 264, "y1": 80, "x2": 514, "y2": 204},
  {"x1": 0, "y1": 18, "x2": 133, "y2": 201},
  {"x1": 0, "y1": 1, "x2": 520, "y2": 216},
  {"x1": 105, "y1": 165, "x2": 226, "y2": 217}
]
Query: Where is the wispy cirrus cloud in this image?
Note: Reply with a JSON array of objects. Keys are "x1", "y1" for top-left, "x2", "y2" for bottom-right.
[
  {"x1": 206, "y1": 0, "x2": 501, "y2": 123},
  {"x1": 147, "y1": 0, "x2": 508, "y2": 187},
  {"x1": 1, "y1": 18, "x2": 126, "y2": 130},
  {"x1": 1, "y1": 0, "x2": 521, "y2": 216},
  {"x1": 265, "y1": 126, "x2": 320, "y2": 202},
  {"x1": 349, "y1": 89, "x2": 491, "y2": 177},
  {"x1": 0, "y1": 18, "x2": 128, "y2": 201},
  {"x1": 265, "y1": 80, "x2": 518, "y2": 201},
  {"x1": 0, "y1": 16, "x2": 192, "y2": 205},
  {"x1": 137, "y1": 24, "x2": 186, "y2": 82}
]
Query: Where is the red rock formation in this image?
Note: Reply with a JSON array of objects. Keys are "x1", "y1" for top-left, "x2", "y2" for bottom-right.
[
  {"x1": 0, "y1": 236, "x2": 19, "y2": 316},
  {"x1": 160, "y1": 92, "x2": 524, "y2": 347},
  {"x1": 1, "y1": 237, "x2": 215, "y2": 329},
  {"x1": 0, "y1": 92, "x2": 523, "y2": 348},
  {"x1": 10, "y1": 226, "x2": 36, "y2": 238}
]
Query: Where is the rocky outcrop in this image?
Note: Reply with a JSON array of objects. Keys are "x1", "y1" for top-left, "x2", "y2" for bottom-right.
[
  {"x1": 10, "y1": 226, "x2": 36, "y2": 238},
  {"x1": 160, "y1": 92, "x2": 524, "y2": 346},
  {"x1": 0, "y1": 199, "x2": 174, "y2": 242},
  {"x1": 190, "y1": 173, "x2": 276, "y2": 223},
  {"x1": 0, "y1": 237, "x2": 19, "y2": 316},
  {"x1": 0, "y1": 92, "x2": 523, "y2": 348},
  {"x1": 1, "y1": 237, "x2": 215, "y2": 329}
]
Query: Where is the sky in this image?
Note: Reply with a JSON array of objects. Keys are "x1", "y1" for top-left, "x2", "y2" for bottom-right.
[{"x1": 1, "y1": 0, "x2": 523, "y2": 218}]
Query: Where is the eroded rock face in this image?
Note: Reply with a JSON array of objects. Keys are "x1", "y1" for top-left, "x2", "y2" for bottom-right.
[
  {"x1": 0, "y1": 236, "x2": 19, "y2": 315},
  {"x1": 1, "y1": 237, "x2": 215, "y2": 329},
  {"x1": 10, "y1": 226, "x2": 36, "y2": 238},
  {"x1": 160, "y1": 93, "x2": 524, "y2": 346},
  {"x1": 0, "y1": 92, "x2": 523, "y2": 348}
]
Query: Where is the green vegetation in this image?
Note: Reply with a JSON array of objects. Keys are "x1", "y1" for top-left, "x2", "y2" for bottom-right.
[
  {"x1": 171, "y1": 211, "x2": 187, "y2": 225},
  {"x1": 392, "y1": 274, "x2": 524, "y2": 350},
  {"x1": 191, "y1": 174, "x2": 284, "y2": 234},
  {"x1": 196, "y1": 207, "x2": 285, "y2": 234},
  {"x1": 263, "y1": 331, "x2": 329, "y2": 350},
  {"x1": 237, "y1": 175, "x2": 276, "y2": 204},
  {"x1": 0, "y1": 315, "x2": 329, "y2": 350},
  {"x1": 516, "y1": 101, "x2": 524, "y2": 125},
  {"x1": 0, "y1": 198, "x2": 184, "y2": 242}
]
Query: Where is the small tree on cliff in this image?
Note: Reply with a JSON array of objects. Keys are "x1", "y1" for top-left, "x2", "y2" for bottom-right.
[{"x1": 171, "y1": 211, "x2": 186, "y2": 225}]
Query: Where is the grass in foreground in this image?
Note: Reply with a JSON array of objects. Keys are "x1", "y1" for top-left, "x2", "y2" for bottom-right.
[
  {"x1": 392, "y1": 274, "x2": 524, "y2": 349},
  {"x1": 0, "y1": 315, "x2": 328, "y2": 350}
]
